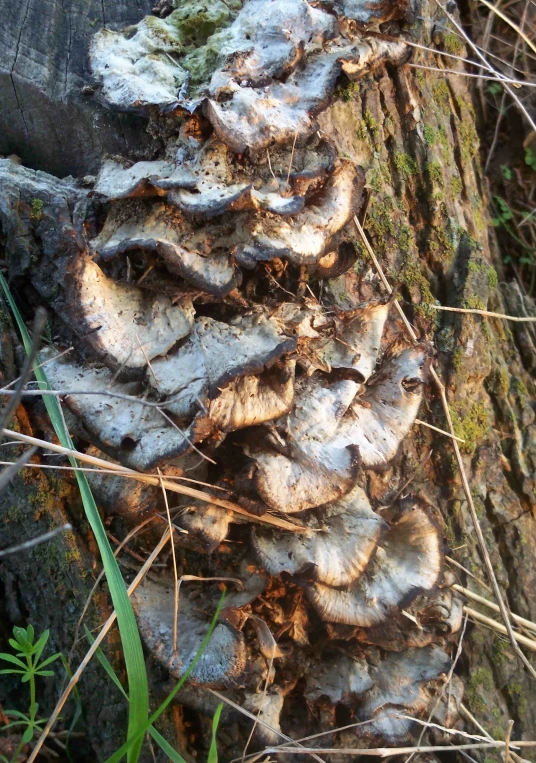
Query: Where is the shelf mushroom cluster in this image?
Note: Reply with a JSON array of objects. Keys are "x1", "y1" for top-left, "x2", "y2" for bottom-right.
[{"x1": 0, "y1": 0, "x2": 466, "y2": 752}]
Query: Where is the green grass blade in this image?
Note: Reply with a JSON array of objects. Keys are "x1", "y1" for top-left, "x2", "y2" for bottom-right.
[
  {"x1": 84, "y1": 626, "x2": 128, "y2": 700},
  {"x1": 104, "y1": 591, "x2": 226, "y2": 763},
  {"x1": 0, "y1": 275, "x2": 149, "y2": 762},
  {"x1": 147, "y1": 728, "x2": 187, "y2": 763},
  {"x1": 208, "y1": 704, "x2": 223, "y2": 763},
  {"x1": 85, "y1": 627, "x2": 187, "y2": 763}
]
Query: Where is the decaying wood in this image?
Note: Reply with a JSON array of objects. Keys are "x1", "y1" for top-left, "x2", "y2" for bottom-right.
[{"x1": 1, "y1": 0, "x2": 536, "y2": 759}]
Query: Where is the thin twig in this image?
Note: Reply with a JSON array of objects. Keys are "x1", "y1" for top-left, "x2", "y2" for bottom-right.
[
  {"x1": 415, "y1": 418, "x2": 466, "y2": 442},
  {"x1": 207, "y1": 689, "x2": 327, "y2": 763},
  {"x1": 505, "y1": 720, "x2": 515, "y2": 763},
  {"x1": 0, "y1": 524, "x2": 72, "y2": 558},
  {"x1": 446, "y1": 556, "x2": 492, "y2": 592},
  {"x1": 454, "y1": 584, "x2": 536, "y2": 634},
  {"x1": 477, "y1": 0, "x2": 536, "y2": 58},
  {"x1": 158, "y1": 467, "x2": 180, "y2": 655},
  {"x1": 262, "y1": 742, "x2": 531, "y2": 756},
  {"x1": 427, "y1": 304, "x2": 536, "y2": 321},
  {"x1": 464, "y1": 606, "x2": 536, "y2": 651},
  {"x1": 407, "y1": 62, "x2": 536, "y2": 86},
  {"x1": 1, "y1": 428, "x2": 308, "y2": 534}
]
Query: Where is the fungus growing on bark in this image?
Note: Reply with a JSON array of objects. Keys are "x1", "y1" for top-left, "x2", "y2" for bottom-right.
[
  {"x1": 83, "y1": 445, "x2": 158, "y2": 515},
  {"x1": 65, "y1": 253, "x2": 194, "y2": 374},
  {"x1": 91, "y1": 201, "x2": 241, "y2": 296},
  {"x1": 90, "y1": 0, "x2": 407, "y2": 151},
  {"x1": 148, "y1": 313, "x2": 296, "y2": 420},
  {"x1": 253, "y1": 485, "x2": 387, "y2": 586},
  {"x1": 132, "y1": 578, "x2": 247, "y2": 687},
  {"x1": 356, "y1": 645, "x2": 451, "y2": 741},
  {"x1": 304, "y1": 653, "x2": 374, "y2": 704},
  {"x1": 43, "y1": 355, "x2": 198, "y2": 471},
  {"x1": 177, "y1": 502, "x2": 235, "y2": 552},
  {"x1": 248, "y1": 344, "x2": 430, "y2": 513},
  {"x1": 234, "y1": 161, "x2": 364, "y2": 267},
  {"x1": 0, "y1": 0, "x2": 469, "y2": 751},
  {"x1": 307, "y1": 502, "x2": 442, "y2": 626}
]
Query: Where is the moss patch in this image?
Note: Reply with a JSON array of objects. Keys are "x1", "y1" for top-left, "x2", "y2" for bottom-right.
[
  {"x1": 451, "y1": 401, "x2": 490, "y2": 453},
  {"x1": 30, "y1": 198, "x2": 44, "y2": 221},
  {"x1": 465, "y1": 666, "x2": 494, "y2": 714},
  {"x1": 394, "y1": 152, "x2": 418, "y2": 178},
  {"x1": 426, "y1": 161, "x2": 443, "y2": 184}
]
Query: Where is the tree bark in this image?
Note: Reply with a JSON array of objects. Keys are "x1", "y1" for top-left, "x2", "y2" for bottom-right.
[{"x1": 1, "y1": 0, "x2": 535, "y2": 760}]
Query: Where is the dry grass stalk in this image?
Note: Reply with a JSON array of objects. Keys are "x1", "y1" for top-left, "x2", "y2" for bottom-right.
[
  {"x1": 1, "y1": 428, "x2": 307, "y2": 534},
  {"x1": 427, "y1": 304, "x2": 536, "y2": 322},
  {"x1": 454, "y1": 584, "x2": 536, "y2": 634},
  {"x1": 415, "y1": 418, "x2": 466, "y2": 442},
  {"x1": 464, "y1": 606, "x2": 536, "y2": 651},
  {"x1": 263, "y1": 742, "x2": 535, "y2": 756},
  {"x1": 158, "y1": 467, "x2": 180, "y2": 655}
]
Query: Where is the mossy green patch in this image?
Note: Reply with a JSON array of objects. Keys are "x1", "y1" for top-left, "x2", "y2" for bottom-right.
[
  {"x1": 437, "y1": 123, "x2": 449, "y2": 151},
  {"x1": 394, "y1": 152, "x2": 418, "y2": 178},
  {"x1": 145, "y1": 0, "x2": 241, "y2": 90},
  {"x1": 363, "y1": 109, "x2": 380, "y2": 137},
  {"x1": 399, "y1": 256, "x2": 436, "y2": 317},
  {"x1": 451, "y1": 401, "x2": 490, "y2": 453},
  {"x1": 423, "y1": 124, "x2": 436, "y2": 145},
  {"x1": 339, "y1": 80, "x2": 360, "y2": 102},
  {"x1": 442, "y1": 32, "x2": 464, "y2": 55},
  {"x1": 465, "y1": 666, "x2": 494, "y2": 714},
  {"x1": 488, "y1": 266, "x2": 498, "y2": 289},
  {"x1": 30, "y1": 198, "x2": 44, "y2": 221},
  {"x1": 451, "y1": 176, "x2": 463, "y2": 197},
  {"x1": 432, "y1": 79, "x2": 451, "y2": 115},
  {"x1": 426, "y1": 161, "x2": 443, "y2": 184},
  {"x1": 507, "y1": 682, "x2": 527, "y2": 715},
  {"x1": 459, "y1": 118, "x2": 480, "y2": 162}
]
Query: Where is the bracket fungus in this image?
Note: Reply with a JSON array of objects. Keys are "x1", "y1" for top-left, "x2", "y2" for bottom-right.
[
  {"x1": 0, "y1": 0, "x2": 468, "y2": 753},
  {"x1": 66, "y1": 253, "x2": 195, "y2": 374},
  {"x1": 132, "y1": 578, "x2": 247, "y2": 687},
  {"x1": 306, "y1": 502, "x2": 443, "y2": 626},
  {"x1": 252, "y1": 485, "x2": 387, "y2": 586},
  {"x1": 247, "y1": 344, "x2": 431, "y2": 513}
]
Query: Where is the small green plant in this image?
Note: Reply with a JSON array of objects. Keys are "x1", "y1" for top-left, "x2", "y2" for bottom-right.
[
  {"x1": 525, "y1": 147, "x2": 536, "y2": 171},
  {"x1": 0, "y1": 625, "x2": 61, "y2": 763},
  {"x1": 491, "y1": 196, "x2": 513, "y2": 227},
  {"x1": 500, "y1": 164, "x2": 512, "y2": 181}
]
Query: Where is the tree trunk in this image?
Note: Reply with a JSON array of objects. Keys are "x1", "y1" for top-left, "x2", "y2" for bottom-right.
[{"x1": 1, "y1": 0, "x2": 535, "y2": 760}]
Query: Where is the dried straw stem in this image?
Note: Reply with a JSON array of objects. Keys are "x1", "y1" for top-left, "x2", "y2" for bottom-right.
[
  {"x1": 1, "y1": 428, "x2": 307, "y2": 534},
  {"x1": 427, "y1": 304, "x2": 536, "y2": 322}
]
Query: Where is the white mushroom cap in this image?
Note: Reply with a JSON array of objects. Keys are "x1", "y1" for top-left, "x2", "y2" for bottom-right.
[
  {"x1": 248, "y1": 345, "x2": 429, "y2": 513},
  {"x1": 304, "y1": 653, "x2": 374, "y2": 704},
  {"x1": 235, "y1": 161, "x2": 364, "y2": 267},
  {"x1": 91, "y1": 201, "x2": 240, "y2": 296},
  {"x1": 307, "y1": 502, "x2": 442, "y2": 626},
  {"x1": 148, "y1": 314, "x2": 296, "y2": 419},
  {"x1": 253, "y1": 484, "x2": 387, "y2": 586},
  {"x1": 42, "y1": 355, "x2": 196, "y2": 471},
  {"x1": 332, "y1": 344, "x2": 431, "y2": 467},
  {"x1": 357, "y1": 646, "x2": 451, "y2": 741},
  {"x1": 132, "y1": 579, "x2": 247, "y2": 687},
  {"x1": 65, "y1": 253, "x2": 194, "y2": 374},
  {"x1": 178, "y1": 503, "x2": 235, "y2": 552}
]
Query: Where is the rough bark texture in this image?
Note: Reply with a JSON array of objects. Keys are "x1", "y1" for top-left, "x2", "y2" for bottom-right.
[
  {"x1": 0, "y1": 0, "x2": 158, "y2": 177},
  {"x1": 1, "y1": 0, "x2": 536, "y2": 760}
]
